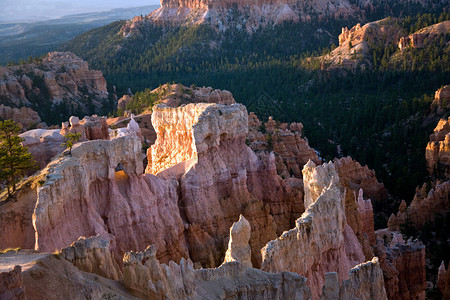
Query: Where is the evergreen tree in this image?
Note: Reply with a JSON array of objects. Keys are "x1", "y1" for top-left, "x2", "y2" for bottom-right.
[{"x1": 0, "y1": 120, "x2": 36, "y2": 198}]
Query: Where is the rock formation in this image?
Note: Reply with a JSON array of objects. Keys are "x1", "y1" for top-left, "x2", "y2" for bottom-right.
[
  {"x1": 426, "y1": 117, "x2": 450, "y2": 178},
  {"x1": 247, "y1": 113, "x2": 320, "y2": 178},
  {"x1": 0, "y1": 52, "x2": 108, "y2": 121},
  {"x1": 32, "y1": 135, "x2": 188, "y2": 264},
  {"x1": 0, "y1": 104, "x2": 44, "y2": 131},
  {"x1": 438, "y1": 261, "x2": 450, "y2": 299},
  {"x1": 260, "y1": 160, "x2": 366, "y2": 299},
  {"x1": 321, "y1": 257, "x2": 387, "y2": 299},
  {"x1": 60, "y1": 235, "x2": 122, "y2": 280},
  {"x1": 122, "y1": 0, "x2": 386, "y2": 34},
  {"x1": 398, "y1": 20, "x2": 450, "y2": 50},
  {"x1": 433, "y1": 85, "x2": 450, "y2": 115},
  {"x1": 334, "y1": 156, "x2": 388, "y2": 206},
  {"x1": 222, "y1": 215, "x2": 252, "y2": 267},
  {"x1": 318, "y1": 18, "x2": 406, "y2": 70},
  {"x1": 19, "y1": 115, "x2": 109, "y2": 170},
  {"x1": 0, "y1": 250, "x2": 137, "y2": 300},
  {"x1": 146, "y1": 103, "x2": 305, "y2": 268},
  {"x1": 373, "y1": 237, "x2": 426, "y2": 300},
  {"x1": 0, "y1": 266, "x2": 26, "y2": 300},
  {"x1": 123, "y1": 244, "x2": 312, "y2": 299}
]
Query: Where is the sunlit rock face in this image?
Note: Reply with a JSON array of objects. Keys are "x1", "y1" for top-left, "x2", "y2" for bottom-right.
[
  {"x1": 31, "y1": 135, "x2": 189, "y2": 263},
  {"x1": 146, "y1": 103, "x2": 305, "y2": 268},
  {"x1": 121, "y1": 0, "x2": 365, "y2": 35},
  {"x1": 146, "y1": 103, "x2": 248, "y2": 175},
  {"x1": 222, "y1": 215, "x2": 252, "y2": 267},
  {"x1": 260, "y1": 160, "x2": 366, "y2": 299},
  {"x1": 426, "y1": 117, "x2": 450, "y2": 179}
]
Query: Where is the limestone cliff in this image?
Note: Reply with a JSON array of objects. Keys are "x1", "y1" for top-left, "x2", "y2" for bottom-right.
[
  {"x1": 260, "y1": 160, "x2": 366, "y2": 299},
  {"x1": 0, "y1": 52, "x2": 108, "y2": 122},
  {"x1": 398, "y1": 20, "x2": 450, "y2": 50}
]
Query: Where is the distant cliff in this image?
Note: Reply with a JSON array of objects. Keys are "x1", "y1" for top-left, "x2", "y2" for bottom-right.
[{"x1": 0, "y1": 51, "x2": 110, "y2": 125}]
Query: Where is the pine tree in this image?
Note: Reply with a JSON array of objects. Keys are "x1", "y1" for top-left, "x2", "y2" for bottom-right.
[{"x1": 0, "y1": 120, "x2": 36, "y2": 198}]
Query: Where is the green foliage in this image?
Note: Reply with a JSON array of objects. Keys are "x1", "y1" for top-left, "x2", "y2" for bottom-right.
[
  {"x1": 61, "y1": 132, "x2": 82, "y2": 155},
  {"x1": 0, "y1": 120, "x2": 36, "y2": 198},
  {"x1": 125, "y1": 88, "x2": 162, "y2": 114},
  {"x1": 60, "y1": 10, "x2": 450, "y2": 203}
]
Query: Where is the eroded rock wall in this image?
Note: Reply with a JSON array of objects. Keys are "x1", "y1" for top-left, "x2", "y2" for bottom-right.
[{"x1": 260, "y1": 160, "x2": 365, "y2": 299}]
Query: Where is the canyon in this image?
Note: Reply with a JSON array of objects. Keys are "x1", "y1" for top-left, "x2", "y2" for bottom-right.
[{"x1": 1, "y1": 91, "x2": 435, "y2": 299}]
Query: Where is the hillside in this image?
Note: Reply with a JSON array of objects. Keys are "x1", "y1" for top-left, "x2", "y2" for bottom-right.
[{"x1": 0, "y1": 5, "x2": 159, "y2": 65}]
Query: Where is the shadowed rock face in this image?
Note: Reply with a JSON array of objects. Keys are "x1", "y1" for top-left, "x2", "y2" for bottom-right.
[{"x1": 0, "y1": 266, "x2": 26, "y2": 300}]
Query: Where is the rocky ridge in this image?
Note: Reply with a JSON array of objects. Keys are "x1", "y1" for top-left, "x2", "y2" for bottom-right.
[
  {"x1": 0, "y1": 52, "x2": 108, "y2": 123},
  {"x1": 122, "y1": 0, "x2": 361, "y2": 34}
]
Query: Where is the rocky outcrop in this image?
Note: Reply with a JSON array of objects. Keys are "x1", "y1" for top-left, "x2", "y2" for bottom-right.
[
  {"x1": 0, "y1": 266, "x2": 26, "y2": 300},
  {"x1": 60, "y1": 235, "x2": 122, "y2": 280},
  {"x1": 146, "y1": 103, "x2": 305, "y2": 268},
  {"x1": 247, "y1": 113, "x2": 320, "y2": 178},
  {"x1": 433, "y1": 85, "x2": 450, "y2": 115},
  {"x1": 19, "y1": 129, "x2": 65, "y2": 170},
  {"x1": 438, "y1": 261, "x2": 450, "y2": 299},
  {"x1": 222, "y1": 215, "x2": 252, "y2": 267},
  {"x1": 32, "y1": 135, "x2": 188, "y2": 264},
  {"x1": 123, "y1": 245, "x2": 312, "y2": 299},
  {"x1": 321, "y1": 257, "x2": 387, "y2": 299},
  {"x1": 0, "y1": 52, "x2": 108, "y2": 121},
  {"x1": 426, "y1": 117, "x2": 450, "y2": 178},
  {"x1": 260, "y1": 160, "x2": 365, "y2": 299},
  {"x1": 334, "y1": 156, "x2": 388, "y2": 205},
  {"x1": 119, "y1": 0, "x2": 390, "y2": 36},
  {"x1": 318, "y1": 19, "x2": 406, "y2": 70},
  {"x1": 0, "y1": 104, "x2": 43, "y2": 131},
  {"x1": 373, "y1": 234, "x2": 426, "y2": 300},
  {"x1": 0, "y1": 251, "x2": 137, "y2": 300},
  {"x1": 398, "y1": 20, "x2": 450, "y2": 50},
  {"x1": 19, "y1": 115, "x2": 109, "y2": 170}
]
